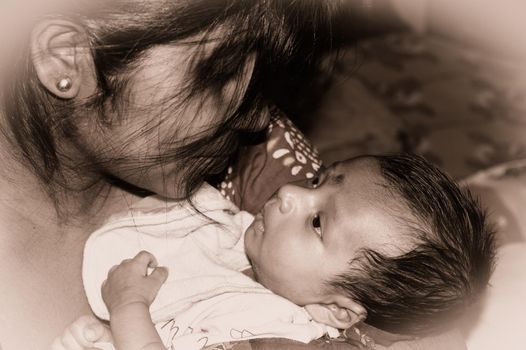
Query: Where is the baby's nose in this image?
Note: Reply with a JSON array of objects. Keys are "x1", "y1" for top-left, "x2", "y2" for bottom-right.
[{"x1": 277, "y1": 184, "x2": 305, "y2": 214}]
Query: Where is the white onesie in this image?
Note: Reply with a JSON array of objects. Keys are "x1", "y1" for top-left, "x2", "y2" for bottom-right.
[{"x1": 83, "y1": 183, "x2": 337, "y2": 350}]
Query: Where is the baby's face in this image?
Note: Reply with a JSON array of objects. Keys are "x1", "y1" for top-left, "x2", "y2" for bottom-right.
[{"x1": 244, "y1": 156, "x2": 409, "y2": 306}]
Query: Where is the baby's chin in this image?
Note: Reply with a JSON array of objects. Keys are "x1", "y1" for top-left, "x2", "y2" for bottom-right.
[{"x1": 244, "y1": 211, "x2": 268, "y2": 274}]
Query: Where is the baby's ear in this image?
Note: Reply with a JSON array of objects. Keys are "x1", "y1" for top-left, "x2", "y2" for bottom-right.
[{"x1": 305, "y1": 296, "x2": 366, "y2": 329}]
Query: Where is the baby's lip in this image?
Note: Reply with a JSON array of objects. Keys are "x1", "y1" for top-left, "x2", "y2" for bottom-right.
[{"x1": 253, "y1": 212, "x2": 265, "y2": 234}]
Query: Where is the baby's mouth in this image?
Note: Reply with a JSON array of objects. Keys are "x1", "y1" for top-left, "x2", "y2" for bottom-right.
[{"x1": 253, "y1": 212, "x2": 265, "y2": 234}]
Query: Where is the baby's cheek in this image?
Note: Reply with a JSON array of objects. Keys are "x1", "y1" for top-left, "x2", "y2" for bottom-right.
[
  {"x1": 244, "y1": 227, "x2": 260, "y2": 260},
  {"x1": 272, "y1": 245, "x2": 302, "y2": 274}
]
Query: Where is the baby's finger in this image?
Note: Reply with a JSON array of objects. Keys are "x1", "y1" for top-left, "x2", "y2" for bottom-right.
[
  {"x1": 84, "y1": 322, "x2": 113, "y2": 343},
  {"x1": 89, "y1": 343, "x2": 114, "y2": 350},
  {"x1": 149, "y1": 266, "x2": 169, "y2": 285},
  {"x1": 67, "y1": 316, "x2": 99, "y2": 347},
  {"x1": 133, "y1": 250, "x2": 158, "y2": 270},
  {"x1": 107, "y1": 264, "x2": 119, "y2": 275},
  {"x1": 59, "y1": 330, "x2": 83, "y2": 350}
]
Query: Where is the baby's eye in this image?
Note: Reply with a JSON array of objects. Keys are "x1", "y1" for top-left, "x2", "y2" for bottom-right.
[{"x1": 312, "y1": 214, "x2": 322, "y2": 237}]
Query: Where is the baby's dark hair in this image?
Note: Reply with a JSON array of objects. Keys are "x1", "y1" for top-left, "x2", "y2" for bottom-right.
[{"x1": 329, "y1": 154, "x2": 495, "y2": 336}]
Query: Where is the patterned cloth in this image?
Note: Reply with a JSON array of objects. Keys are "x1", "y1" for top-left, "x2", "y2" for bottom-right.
[{"x1": 218, "y1": 106, "x2": 323, "y2": 214}]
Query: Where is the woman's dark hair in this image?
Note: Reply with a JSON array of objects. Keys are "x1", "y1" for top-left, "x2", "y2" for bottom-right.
[
  {"x1": 2, "y1": 0, "x2": 346, "y2": 204},
  {"x1": 328, "y1": 154, "x2": 496, "y2": 336}
]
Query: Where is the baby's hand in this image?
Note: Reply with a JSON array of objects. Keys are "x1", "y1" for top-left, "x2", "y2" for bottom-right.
[
  {"x1": 51, "y1": 315, "x2": 112, "y2": 350},
  {"x1": 101, "y1": 251, "x2": 169, "y2": 314}
]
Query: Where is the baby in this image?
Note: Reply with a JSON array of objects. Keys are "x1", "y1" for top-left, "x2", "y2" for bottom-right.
[{"x1": 52, "y1": 154, "x2": 495, "y2": 350}]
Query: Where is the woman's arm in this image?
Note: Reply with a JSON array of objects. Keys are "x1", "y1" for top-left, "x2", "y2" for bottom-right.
[{"x1": 102, "y1": 251, "x2": 169, "y2": 350}]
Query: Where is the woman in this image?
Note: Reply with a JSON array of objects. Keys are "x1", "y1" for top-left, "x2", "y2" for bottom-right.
[
  {"x1": 2, "y1": 1, "x2": 515, "y2": 349},
  {"x1": 0, "y1": 1, "x2": 338, "y2": 348}
]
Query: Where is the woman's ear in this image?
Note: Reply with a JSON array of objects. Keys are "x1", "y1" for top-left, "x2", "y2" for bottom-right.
[
  {"x1": 30, "y1": 19, "x2": 97, "y2": 99},
  {"x1": 305, "y1": 296, "x2": 367, "y2": 329}
]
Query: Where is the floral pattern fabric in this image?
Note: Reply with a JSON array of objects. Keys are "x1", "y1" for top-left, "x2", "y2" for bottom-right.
[{"x1": 218, "y1": 106, "x2": 323, "y2": 214}]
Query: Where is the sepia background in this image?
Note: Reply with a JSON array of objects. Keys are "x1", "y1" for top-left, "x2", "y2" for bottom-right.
[{"x1": 1, "y1": 1, "x2": 525, "y2": 350}]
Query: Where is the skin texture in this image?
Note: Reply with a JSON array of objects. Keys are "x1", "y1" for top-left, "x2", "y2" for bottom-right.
[
  {"x1": 31, "y1": 19, "x2": 260, "y2": 198},
  {"x1": 70, "y1": 45, "x2": 260, "y2": 198},
  {"x1": 0, "y1": 15, "x2": 258, "y2": 350},
  {"x1": 2, "y1": 3, "x2": 494, "y2": 350},
  {"x1": 51, "y1": 315, "x2": 113, "y2": 350},
  {"x1": 101, "y1": 251, "x2": 168, "y2": 350},
  {"x1": 51, "y1": 252, "x2": 168, "y2": 350},
  {"x1": 244, "y1": 157, "x2": 409, "y2": 309},
  {"x1": 57, "y1": 157, "x2": 412, "y2": 350},
  {"x1": 243, "y1": 156, "x2": 420, "y2": 329}
]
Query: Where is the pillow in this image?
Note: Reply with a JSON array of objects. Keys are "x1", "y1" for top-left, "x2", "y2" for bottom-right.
[
  {"x1": 459, "y1": 160, "x2": 526, "y2": 350},
  {"x1": 462, "y1": 159, "x2": 526, "y2": 245},
  {"x1": 459, "y1": 243, "x2": 526, "y2": 350}
]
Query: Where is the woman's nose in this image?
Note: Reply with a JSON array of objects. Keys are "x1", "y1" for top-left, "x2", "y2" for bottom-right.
[{"x1": 277, "y1": 184, "x2": 307, "y2": 214}]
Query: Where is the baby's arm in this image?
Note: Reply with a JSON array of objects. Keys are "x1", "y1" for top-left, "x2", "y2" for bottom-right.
[{"x1": 102, "y1": 251, "x2": 169, "y2": 350}]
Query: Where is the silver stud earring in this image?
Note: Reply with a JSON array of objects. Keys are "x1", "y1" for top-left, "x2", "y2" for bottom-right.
[{"x1": 56, "y1": 77, "x2": 73, "y2": 92}]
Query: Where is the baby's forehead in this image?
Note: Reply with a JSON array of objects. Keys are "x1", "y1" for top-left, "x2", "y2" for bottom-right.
[
  {"x1": 337, "y1": 157, "x2": 414, "y2": 201},
  {"x1": 330, "y1": 158, "x2": 418, "y2": 250},
  {"x1": 331, "y1": 157, "x2": 388, "y2": 196},
  {"x1": 325, "y1": 158, "x2": 370, "y2": 185},
  {"x1": 335, "y1": 156, "x2": 380, "y2": 172},
  {"x1": 331, "y1": 196, "x2": 413, "y2": 258}
]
